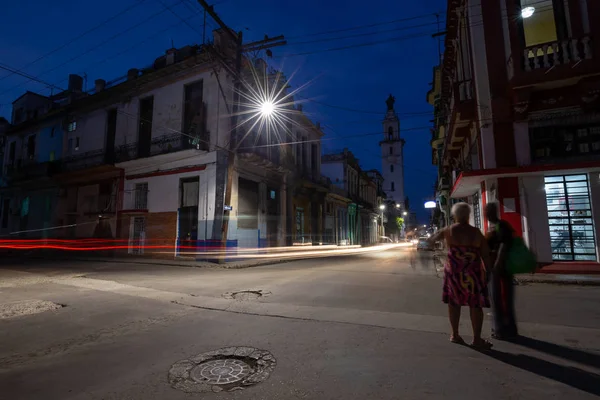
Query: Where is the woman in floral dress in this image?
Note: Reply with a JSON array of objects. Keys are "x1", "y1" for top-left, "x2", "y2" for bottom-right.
[{"x1": 429, "y1": 202, "x2": 493, "y2": 350}]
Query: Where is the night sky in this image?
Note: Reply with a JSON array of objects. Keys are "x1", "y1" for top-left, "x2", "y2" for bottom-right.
[{"x1": 0, "y1": 0, "x2": 445, "y2": 222}]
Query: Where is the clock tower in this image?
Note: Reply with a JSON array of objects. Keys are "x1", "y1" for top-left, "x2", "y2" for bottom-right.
[{"x1": 380, "y1": 94, "x2": 405, "y2": 204}]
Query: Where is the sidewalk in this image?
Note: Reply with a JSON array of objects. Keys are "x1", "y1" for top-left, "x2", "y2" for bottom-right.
[
  {"x1": 515, "y1": 273, "x2": 600, "y2": 286},
  {"x1": 432, "y1": 250, "x2": 600, "y2": 286},
  {"x1": 0, "y1": 250, "x2": 336, "y2": 269}
]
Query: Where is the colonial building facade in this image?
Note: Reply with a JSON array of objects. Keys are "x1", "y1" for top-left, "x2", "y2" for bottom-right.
[
  {"x1": 434, "y1": 0, "x2": 600, "y2": 267},
  {"x1": 322, "y1": 149, "x2": 379, "y2": 246}
]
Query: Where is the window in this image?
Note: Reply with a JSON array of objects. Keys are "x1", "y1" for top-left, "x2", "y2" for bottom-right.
[
  {"x1": 14, "y1": 108, "x2": 23, "y2": 124},
  {"x1": 391, "y1": 181, "x2": 395, "y2": 192},
  {"x1": 390, "y1": 165, "x2": 394, "y2": 173},
  {"x1": 388, "y1": 127, "x2": 393, "y2": 141},
  {"x1": 519, "y1": 0, "x2": 567, "y2": 47},
  {"x1": 183, "y1": 80, "x2": 208, "y2": 151},
  {"x1": 75, "y1": 137, "x2": 80, "y2": 151},
  {"x1": 1, "y1": 198, "x2": 9, "y2": 228},
  {"x1": 134, "y1": 183, "x2": 149, "y2": 209},
  {"x1": 8, "y1": 142, "x2": 15, "y2": 166},
  {"x1": 50, "y1": 127, "x2": 55, "y2": 138},
  {"x1": 49, "y1": 151, "x2": 55, "y2": 161},
  {"x1": 472, "y1": 191, "x2": 481, "y2": 229},
  {"x1": 67, "y1": 121, "x2": 77, "y2": 132},
  {"x1": 531, "y1": 124, "x2": 600, "y2": 161},
  {"x1": 27, "y1": 135, "x2": 36, "y2": 160},
  {"x1": 545, "y1": 174, "x2": 596, "y2": 261},
  {"x1": 389, "y1": 146, "x2": 393, "y2": 155}
]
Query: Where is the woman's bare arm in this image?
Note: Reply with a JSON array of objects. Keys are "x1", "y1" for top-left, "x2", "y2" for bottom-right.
[
  {"x1": 427, "y1": 227, "x2": 447, "y2": 245},
  {"x1": 479, "y1": 233, "x2": 492, "y2": 272}
]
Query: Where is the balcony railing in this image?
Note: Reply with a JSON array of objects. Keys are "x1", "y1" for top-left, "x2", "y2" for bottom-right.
[
  {"x1": 114, "y1": 132, "x2": 195, "y2": 163},
  {"x1": 4, "y1": 159, "x2": 60, "y2": 182},
  {"x1": 122, "y1": 187, "x2": 148, "y2": 210},
  {"x1": 523, "y1": 36, "x2": 592, "y2": 72},
  {"x1": 61, "y1": 150, "x2": 106, "y2": 171}
]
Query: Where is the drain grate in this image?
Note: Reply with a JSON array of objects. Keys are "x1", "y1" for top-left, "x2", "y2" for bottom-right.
[
  {"x1": 222, "y1": 290, "x2": 271, "y2": 301},
  {"x1": 169, "y1": 347, "x2": 277, "y2": 393}
]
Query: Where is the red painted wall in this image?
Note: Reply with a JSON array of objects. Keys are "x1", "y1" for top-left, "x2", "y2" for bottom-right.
[
  {"x1": 481, "y1": 181, "x2": 488, "y2": 233},
  {"x1": 497, "y1": 177, "x2": 522, "y2": 237}
]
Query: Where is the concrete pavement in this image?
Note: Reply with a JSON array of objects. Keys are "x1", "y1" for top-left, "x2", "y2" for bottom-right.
[{"x1": 1, "y1": 247, "x2": 599, "y2": 399}]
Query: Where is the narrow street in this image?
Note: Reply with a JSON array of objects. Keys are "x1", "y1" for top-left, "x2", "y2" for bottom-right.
[{"x1": 1, "y1": 247, "x2": 600, "y2": 399}]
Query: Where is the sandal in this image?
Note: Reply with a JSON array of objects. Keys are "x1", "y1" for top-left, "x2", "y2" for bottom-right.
[
  {"x1": 471, "y1": 339, "x2": 493, "y2": 351},
  {"x1": 450, "y1": 335, "x2": 466, "y2": 345}
]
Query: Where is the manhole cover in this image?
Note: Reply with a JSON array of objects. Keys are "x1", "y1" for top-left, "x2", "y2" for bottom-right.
[
  {"x1": 169, "y1": 346, "x2": 276, "y2": 393},
  {"x1": 190, "y1": 359, "x2": 251, "y2": 384},
  {"x1": 222, "y1": 290, "x2": 271, "y2": 300}
]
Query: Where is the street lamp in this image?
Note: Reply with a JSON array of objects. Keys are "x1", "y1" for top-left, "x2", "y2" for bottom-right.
[
  {"x1": 395, "y1": 203, "x2": 400, "y2": 209},
  {"x1": 403, "y1": 211, "x2": 407, "y2": 216},
  {"x1": 260, "y1": 101, "x2": 275, "y2": 116},
  {"x1": 379, "y1": 204, "x2": 385, "y2": 237}
]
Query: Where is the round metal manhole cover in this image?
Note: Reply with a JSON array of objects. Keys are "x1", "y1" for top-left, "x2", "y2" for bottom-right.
[
  {"x1": 190, "y1": 359, "x2": 251, "y2": 385},
  {"x1": 169, "y1": 346, "x2": 276, "y2": 393},
  {"x1": 222, "y1": 290, "x2": 271, "y2": 301}
]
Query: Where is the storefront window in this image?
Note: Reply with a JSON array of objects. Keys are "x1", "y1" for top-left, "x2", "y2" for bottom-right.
[
  {"x1": 531, "y1": 125, "x2": 600, "y2": 161},
  {"x1": 544, "y1": 174, "x2": 597, "y2": 261},
  {"x1": 472, "y1": 191, "x2": 481, "y2": 230}
]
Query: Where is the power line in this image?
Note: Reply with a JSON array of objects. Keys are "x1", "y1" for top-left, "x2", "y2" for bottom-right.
[
  {"x1": 279, "y1": 3, "x2": 556, "y2": 57},
  {"x1": 0, "y1": 0, "x2": 188, "y2": 98},
  {"x1": 0, "y1": 0, "x2": 148, "y2": 84},
  {"x1": 285, "y1": 12, "x2": 441, "y2": 40},
  {"x1": 67, "y1": 12, "x2": 204, "y2": 82},
  {"x1": 287, "y1": 20, "x2": 444, "y2": 47},
  {"x1": 0, "y1": 63, "x2": 64, "y2": 92}
]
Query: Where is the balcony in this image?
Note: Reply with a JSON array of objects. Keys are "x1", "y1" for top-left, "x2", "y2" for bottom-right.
[
  {"x1": 81, "y1": 193, "x2": 116, "y2": 215},
  {"x1": 3, "y1": 160, "x2": 59, "y2": 183},
  {"x1": 237, "y1": 130, "x2": 286, "y2": 173},
  {"x1": 114, "y1": 132, "x2": 195, "y2": 163},
  {"x1": 61, "y1": 150, "x2": 106, "y2": 171},
  {"x1": 522, "y1": 36, "x2": 592, "y2": 72},
  {"x1": 122, "y1": 185, "x2": 149, "y2": 212}
]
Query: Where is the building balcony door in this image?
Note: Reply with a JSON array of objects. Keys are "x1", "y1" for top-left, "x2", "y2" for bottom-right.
[
  {"x1": 129, "y1": 216, "x2": 146, "y2": 254},
  {"x1": 544, "y1": 174, "x2": 597, "y2": 261}
]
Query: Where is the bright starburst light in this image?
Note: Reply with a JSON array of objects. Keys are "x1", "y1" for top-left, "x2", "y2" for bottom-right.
[
  {"x1": 260, "y1": 101, "x2": 275, "y2": 116},
  {"x1": 228, "y1": 59, "x2": 316, "y2": 151}
]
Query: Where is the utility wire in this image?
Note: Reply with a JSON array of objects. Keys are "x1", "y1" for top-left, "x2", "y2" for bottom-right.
[
  {"x1": 0, "y1": 0, "x2": 148, "y2": 84},
  {"x1": 287, "y1": 20, "x2": 443, "y2": 46},
  {"x1": 0, "y1": 0, "x2": 188, "y2": 98},
  {"x1": 0, "y1": 63, "x2": 65, "y2": 92},
  {"x1": 69, "y1": 13, "x2": 204, "y2": 82},
  {"x1": 285, "y1": 13, "x2": 442, "y2": 40},
  {"x1": 279, "y1": 3, "x2": 555, "y2": 57}
]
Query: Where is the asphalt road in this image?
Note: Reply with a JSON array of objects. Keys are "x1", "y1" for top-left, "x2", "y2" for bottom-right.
[{"x1": 1, "y1": 246, "x2": 600, "y2": 399}]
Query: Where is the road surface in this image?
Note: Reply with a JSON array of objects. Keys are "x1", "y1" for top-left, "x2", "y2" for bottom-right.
[{"x1": 1, "y1": 246, "x2": 599, "y2": 399}]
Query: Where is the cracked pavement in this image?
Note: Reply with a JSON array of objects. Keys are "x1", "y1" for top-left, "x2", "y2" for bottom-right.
[{"x1": 1, "y1": 247, "x2": 600, "y2": 399}]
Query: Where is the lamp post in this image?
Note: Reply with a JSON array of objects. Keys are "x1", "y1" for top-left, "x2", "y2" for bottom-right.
[{"x1": 379, "y1": 204, "x2": 386, "y2": 237}]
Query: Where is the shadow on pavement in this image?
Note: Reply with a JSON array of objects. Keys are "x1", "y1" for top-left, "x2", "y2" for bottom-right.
[
  {"x1": 512, "y1": 336, "x2": 600, "y2": 369},
  {"x1": 484, "y1": 349, "x2": 600, "y2": 396}
]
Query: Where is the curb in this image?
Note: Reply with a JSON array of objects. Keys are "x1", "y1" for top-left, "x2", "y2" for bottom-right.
[
  {"x1": 515, "y1": 275, "x2": 600, "y2": 286},
  {"x1": 3, "y1": 253, "x2": 360, "y2": 270}
]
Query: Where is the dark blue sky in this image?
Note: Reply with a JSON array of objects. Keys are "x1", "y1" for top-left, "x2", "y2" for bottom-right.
[{"x1": 0, "y1": 0, "x2": 444, "y2": 222}]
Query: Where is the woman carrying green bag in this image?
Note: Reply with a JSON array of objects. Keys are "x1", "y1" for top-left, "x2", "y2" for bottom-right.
[{"x1": 485, "y1": 203, "x2": 519, "y2": 340}]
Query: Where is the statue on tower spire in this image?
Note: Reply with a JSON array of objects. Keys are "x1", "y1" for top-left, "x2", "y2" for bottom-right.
[{"x1": 385, "y1": 94, "x2": 395, "y2": 111}]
